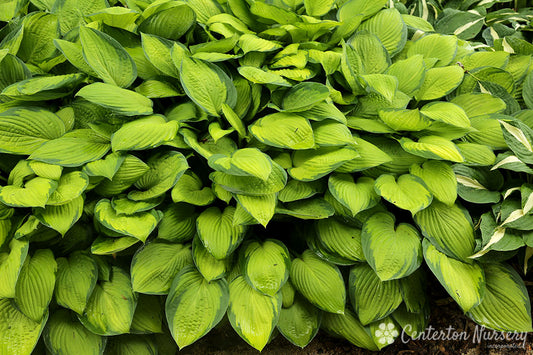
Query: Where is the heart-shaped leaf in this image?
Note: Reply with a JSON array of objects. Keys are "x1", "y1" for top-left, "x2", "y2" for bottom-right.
[{"x1": 374, "y1": 174, "x2": 432, "y2": 215}]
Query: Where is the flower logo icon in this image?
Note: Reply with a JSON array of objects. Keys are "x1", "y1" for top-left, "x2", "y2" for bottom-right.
[{"x1": 375, "y1": 322, "x2": 399, "y2": 345}]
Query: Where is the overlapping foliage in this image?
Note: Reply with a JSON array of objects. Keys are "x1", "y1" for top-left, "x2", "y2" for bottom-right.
[{"x1": 0, "y1": 0, "x2": 532, "y2": 353}]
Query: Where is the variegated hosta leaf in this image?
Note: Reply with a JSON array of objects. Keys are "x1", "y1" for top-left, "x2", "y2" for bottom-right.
[
  {"x1": 0, "y1": 177, "x2": 58, "y2": 208},
  {"x1": 278, "y1": 179, "x2": 325, "y2": 203},
  {"x1": 241, "y1": 239, "x2": 290, "y2": 296},
  {"x1": 400, "y1": 136, "x2": 464, "y2": 162},
  {"x1": 15, "y1": 249, "x2": 57, "y2": 322},
  {"x1": 171, "y1": 171, "x2": 215, "y2": 206},
  {"x1": 55, "y1": 251, "x2": 98, "y2": 315},
  {"x1": 34, "y1": 195, "x2": 84, "y2": 235},
  {"x1": 423, "y1": 240, "x2": 485, "y2": 312},
  {"x1": 0, "y1": 298, "x2": 48, "y2": 355},
  {"x1": 82, "y1": 152, "x2": 126, "y2": 181},
  {"x1": 76, "y1": 83, "x2": 153, "y2": 116},
  {"x1": 210, "y1": 160, "x2": 287, "y2": 196},
  {"x1": 192, "y1": 236, "x2": 228, "y2": 282},
  {"x1": 281, "y1": 82, "x2": 330, "y2": 112},
  {"x1": 0, "y1": 107, "x2": 65, "y2": 155},
  {"x1": 277, "y1": 295, "x2": 321, "y2": 348},
  {"x1": 314, "y1": 218, "x2": 365, "y2": 263},
  {"x1": 290, "y1": 250, "x2": 346, "y2": 314},
  {"x1": 131, "y1": 241, "x2": 193, "y2": 294},
  {"x1": 78, "y1": 266, "x2": 137, "y2": 336},
  {"x1": 359, "y1": 8, "x2": 406, "y2": 57},
  {"x1": 385, "y1": 54, "x2": 425, "y2": 96},
  {"x1": 129, "y1": 151, "x2": 189, "y2": 201},
  {"x1": 407, "y1": 34, "x2": 457, "y2": 67},
  {"x1": 47, "y1": 171, "x2": 90, "y2": 206},
  {"x1": 111, "y1": 115, "x2": 179, "y2": 152},
  {"x1": 43, "y1": 309, "x2": 106, "y2": 355},
  {"x1": 409, "y1": 160, "x2": 457, "y2": 206},
  {"x1": 454, "y1": 165, "x2": 503, "y2": 204},
  {"x1": 414, "y1": 65, "x2": 464, "y2": 101},
  {"x1": 328, "y1": 174, "x2": 379, "y2": 217},
  {"x1": 420, "y1": 101, "x2": 470, "y2": 128},
  {"x1": 321, "y1": 307, "x2": 378, "y2": 351},
  {"x1": 227, "y1": 275, "x2": 282, "y2": 351},
  {"x1": 0, "y1": 239, "x2": 29, "y2": 298},
  {"x1": 196, "y1": 206, "x2": 246, "y2": 259},
  {"x1": 130, "y1": 294, "x2": 163, "y2": 334},
  {"x1": 374, "y1": 174, "x2": 432, "y2": 215},
  {"x1": 414, "y1": 201, "x2": 476, "y2": 261},
  {"x1": 28, "y1": 161, "x2": 62, "y2": 180},
  {"x1": 111, "y1": 195, "x2": 164, "y2": 216},
  {"x1": 157, "y1": 204, "x2": 197, "y2": 242},
  {"x1": 289, "y1": 146, "x2": 360, "y2": 181},
  {"x1": 335, "y1": 137, "x2": 392, "y2": 172},
  {"x1": 499, "y1": 119, "x2": 533, "y2": 165},
  {"x1": 249, "y1": 112, "x2": 315, "y2": 150},
  {"x1": 378, "y1": 108, "x2": 430, "y2": 131},
  {"x1": 467, "y1": 263, "x2": 532, "y2": 332},
  {"x1": 166, "y1": 266, "x2": 229, "y2": 349},
  {"x1": 208, "y1": 148, "x2": 273, "y2": 180},
  {"x1": 362, "y1": 212, "x2": 422, "y2": 281},
  {"x1": 94, "y1": 199, "x2": 162, "y2": 242},
  {"x1": 234, "y1": 193, "x2": 276, "y2": 227},
  {"x1": 348, "y1": 263, "x2": 402, "y2": 325}
]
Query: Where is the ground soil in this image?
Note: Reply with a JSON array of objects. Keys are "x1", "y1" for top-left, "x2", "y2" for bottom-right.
[{"x1": 182, "y1": 268, "x2": 533, "y2": 355}]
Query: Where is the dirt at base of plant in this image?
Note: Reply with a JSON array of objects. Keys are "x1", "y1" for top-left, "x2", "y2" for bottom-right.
[{"x1": 181, "y1": 272, "x2": 533, "y2": 355}]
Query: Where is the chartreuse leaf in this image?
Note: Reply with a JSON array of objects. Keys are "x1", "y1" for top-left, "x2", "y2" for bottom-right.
[
  {"x1": 76, "y1": 83, "x2": 153, "y2": 116},
  {"x1": 423, "y1": 240, "x2": 484, "y2": 312},
  {"x1": 15, "y1": 249, "x2": 57, "y2": 322},
  {"x1": 171, "y1": 171, "x2": 215, "y2": 206},
  {"x1": 111, "y1": 195, "x2": 163, "y2": 216},
  {"x1": 238, "y1": 66, "x2": 292, "y2": 87},
  {"x1": 94, "y1": 199, "x2": 162, "y2": 242},
  {"x1": 130, "y1": 293, "x2": 163, "y2": 334},
  {"x1": 414, "y1": 201, "x2": 476, "y2": 261},
  {"x1": 282, "y1": 82, "x2": 330, "y2": 112},
  {"x1": 91, "y1": 236, "x2": 140, "y2": 256},
  {"x1": 304, "y1": 0, "x2": 334, "y2": 16},
  {"x1": 210, "y1": 161, "x2": 287, "y2": 196},
  {"x1": 166, "y1": 266, "x2": 229, "y2": 349},
  {"x1": 321, "y1": 308, "x2": 378, "y2": 351},
  {"x1": 524, "y1": 70, "x2": 533, "y2": 110},
  {"x1": 378, "y1": 108, "x2": 430, "y2": 131},
  {"x1": 337, "y1": 0, "x2": 387, "y2": 21},
  {"x1": 0, "y1": 177, "x2": 58, "y2": 208},
  {"x1": 208, "y1": 148, "x2": 273, "y2": 180},
  {"x1": 0, "y1": 239, "x2": 29, "y2": 298},
  {"x1": 290, "y1": 250, "x2": 345, "y2": 314},
  {"x1": 241, "y1": 240, "x2": 290, "y2": 296},
  {"x1": 336, "y1": 137, "x2": 392, "y2": 172},
  {"x1": 111, "y1": 115, "x2": 179, "y2": 152},
  {"x1": 386, "y1": 55, "x2": 425, "y2": 96},
  {"x1": 315, "y1": 218, "x2": 365, "y2": 263},
  {"x1": 141, "y1": 33, "x2": 179, "y2": 78},
  {"x1": 158, "y1": 204, "x2": 196, "y2": 242},
  {"x1": 311, "y1": 120, "x2": 354, "y2": 147},
  {"x1": 289, "y1": 146, "x2": 359, "y2": 181},
  {"x1": 131, "y1": 241, "x2": 192, "y2": 295},
  {"x1": 227, "y1": 275, "x2": 282, "y2": 351},
  {"x1": 2, "y1": 74, "x2": 86, "y2": 101},
  {"x1": 450, "y1": 93, "x2": 506, "y2": 118},
  {"x1": 276, "y1": 198, "x2": 334, "y2": 220},
  {"x1": 78, "y1": 267, "x2": 137, "y2": 336},
  {"x1": 348, "y1": 263, "x2": 402, "y2": 325},
  {"x1": 409, "y1": 160, "x2": 457, "y2": 205},
  {"x1": 28, "y1": 161, "x2": 62, "y2": 180},
  {"x1": 328, "y1": 174, "x2": 379, "y2": 217},
  {"x1": 47, "y1": 171, "x2": 89, "y2": 206},
  {"x1": 34, "y1": 195, "x2": 84, "y2": 235},
  {"x1": 420, "y1": 102, "x2": 470, "y2": 128},
  {"x1": 79, "y1": 26, "x2": 137, "y2": 88},
  {"x1": 192, "y1": 236, "x2": 227, "y2": 282},
  {"x1": 234, "y1": 193, "x2": 276, "y2": 227},
  {"x1": 179, "y1": 56, "x2": 233, "y2": 117},
  {"x1": 54, "y1": 39, "x2": 99, "y2": 77},
  {"x1": 407, "y1": 34, "x2": 458, "y2": 67},
  {"x1": 277, "y1": 294, "x2": 321, "y2": 348},
  {"x1": 55, "y1": 251, "x2": 98, "y2": 315},
  {"x1": 359, "y1": 8, "x2": 406, "y2": 57},
  {"x1": 362, "y1": 213, "x2": 422, "y2": 281},
  {"x1": 374, "y1": 174, "x2": 432, "y2": 215},
  {"x1": 400, "y1": 136, "x2": 464, "y2": 162},
  {"x1": 467, "y1": 263, "x2": 532, "y2": 332},
  {"x1": 29, "y1": 130, "x2": 110, "y2": 167},
  {"x1": 138, "y1": 3, "x2": 196, "y2": 41},
  {"x1": 456, "y1": 143, "x2": 496, "y2": 166},
  {"x1": 0, "y1": 107, "x2": 65, "y2": 155},
  {"x1": 83, "y1": 152, "x2": 126, "y2": 180},
  {"x1": 249, "y1": 112, "x2": 315, "y2": 150},
  {"x1": 0, "y1": 298, "x2": 48, "y2": 355},
  {"x1": 278, "y1": 179, "x2": 324, "y2": 203},
  {"x1": 348, "y1": 31, "x2": 390, "y2": 74},
  {"x1": 197, "y1": 206, "x2": 245, "y2": 259},
  {"x1": 414, "y1": 66, "x2": 464, "y2": 101},
  {"x1": 129, "y1": 151, "x2": 189, "y2": 201},
  {"x1": 44, "y1": 309, "x2": 105, "y2": 355}
]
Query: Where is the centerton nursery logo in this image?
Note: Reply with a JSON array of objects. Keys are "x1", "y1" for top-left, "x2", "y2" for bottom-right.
[
  {"x1": 375, "y1": 322, "x2": 400, "y2": 345},
  {"x1": 399, "y1": 324, "x2": 529, "y2": 349}
]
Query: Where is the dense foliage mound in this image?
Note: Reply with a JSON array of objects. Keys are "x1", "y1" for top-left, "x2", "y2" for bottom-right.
[{"x1": 0, "y1": 0, "x2": 532, "y2": 353}]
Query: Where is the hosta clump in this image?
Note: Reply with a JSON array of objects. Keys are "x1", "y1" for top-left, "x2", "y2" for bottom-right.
[{"x1": 0, "y1": 0, "x2": 532, "y2": 353}]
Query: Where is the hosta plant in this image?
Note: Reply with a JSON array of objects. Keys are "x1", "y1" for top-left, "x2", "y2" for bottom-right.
[{"x1": 0, "y1": 0, "x2": 532, "y2": 353}]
